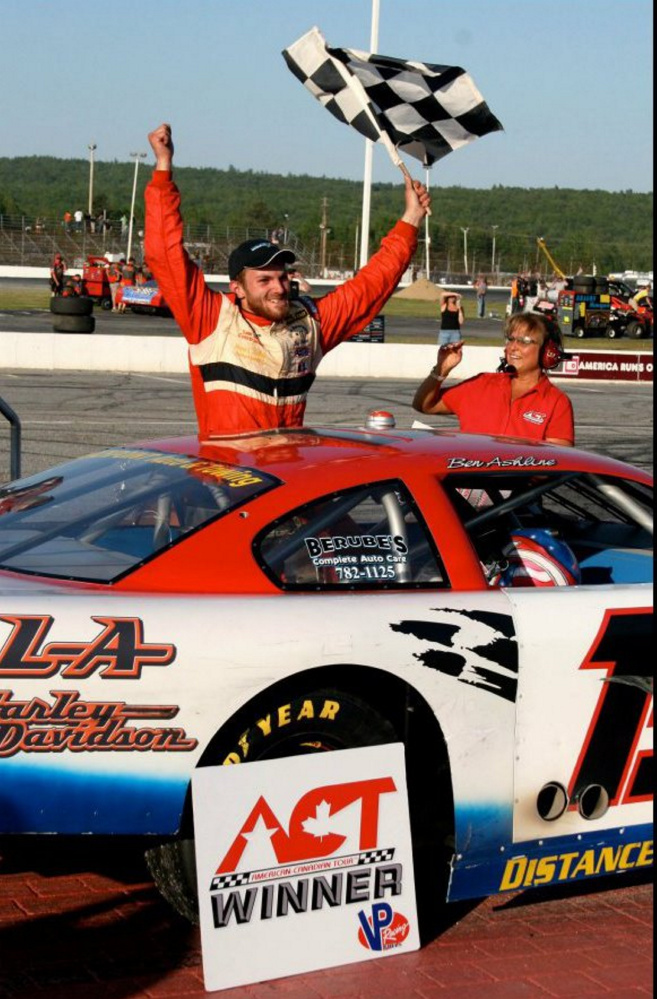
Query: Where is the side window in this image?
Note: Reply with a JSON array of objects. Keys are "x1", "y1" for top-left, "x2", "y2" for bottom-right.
[
  {"x1": 255, "y1": 480, "x2": 446, "y2": 590},
  {"x1": 444, "y1": 473, "x2": 653, "y2": 587}
]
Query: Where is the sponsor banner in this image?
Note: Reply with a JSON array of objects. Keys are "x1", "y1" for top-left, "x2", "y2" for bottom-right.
[
  {"x1": 120, "y1": 283, "x2": 161, "y2": 305},
  {"x1": 193, "y1": 743, "x2": 419, "y2": 992},
  {"x1": 448, "y1": 822, "x2": 653, "y2": 901},
  {"x1": 351, "y1": 315, "x2": 385, "y2": 342},
  {"x1": 555, "y1": 351, "x2": 653, "y2": 382}
]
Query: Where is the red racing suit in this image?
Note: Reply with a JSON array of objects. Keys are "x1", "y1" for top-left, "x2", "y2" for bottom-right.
[{"x1": 144, "y1": 171, "x2": 417, "y2": 437}]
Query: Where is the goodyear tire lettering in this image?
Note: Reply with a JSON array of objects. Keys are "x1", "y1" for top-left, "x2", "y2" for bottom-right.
[{"x1": 223, "y1": 697, "x2": 343, "y2": 764}]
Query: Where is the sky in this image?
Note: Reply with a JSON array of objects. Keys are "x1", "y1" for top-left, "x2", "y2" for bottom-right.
[{"x1": 1, "y1": 0, "x2": 653, "y2": 192}]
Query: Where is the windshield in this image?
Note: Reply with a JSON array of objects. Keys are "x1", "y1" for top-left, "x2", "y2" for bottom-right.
[{"x1": 0, "y1": 447, "x2": 279, "y2": 583}]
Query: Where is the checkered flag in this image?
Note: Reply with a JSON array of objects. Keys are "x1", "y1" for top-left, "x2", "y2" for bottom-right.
[
  {"x1": 210, "y1": 871, "x2": 251, "y2": 891},
  {"x1": 283, "y1": 26, "x2": 503, "y2": 168},
  {"x1": 358, "y1": 848, "x2": 396, "y2": 865}
]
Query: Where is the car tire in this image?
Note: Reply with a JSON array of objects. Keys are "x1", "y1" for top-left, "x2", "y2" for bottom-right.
[
  {"x1": 626, "y1": 321, "x2": 645, "y2": 339},
  {"x1": 52, "y1": 315, "x2": 96, "y2": 334},
  {"x1": 101, "y1": 297, "x2": 113, "y2": 311},
  {"x1": 50, "y1": 296, "x2": 94, "y2": 316},
  {"x1": 574, "y1": 324, "x2": 587, "y2": 338},
  {"x1": 145, "y1": 688, "x2": 398, "y2": 925}
]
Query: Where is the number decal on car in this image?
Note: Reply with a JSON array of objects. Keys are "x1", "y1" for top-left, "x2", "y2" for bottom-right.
[{"x1": 569, "y1": 608, "x2": 653, "y2": 807}]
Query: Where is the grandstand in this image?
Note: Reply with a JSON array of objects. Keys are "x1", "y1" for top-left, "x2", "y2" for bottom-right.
[{"x1": 0, "y1": 213, "x2": 313, "y2": 275}]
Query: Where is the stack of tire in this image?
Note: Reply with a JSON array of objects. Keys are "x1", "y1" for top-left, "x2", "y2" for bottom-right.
[
  {"x1": 570, "y1": 274, "x2": 608, "y2": 295},
  {"x1": 50, "y1": 296, "x2": 95, "y2": 334}
]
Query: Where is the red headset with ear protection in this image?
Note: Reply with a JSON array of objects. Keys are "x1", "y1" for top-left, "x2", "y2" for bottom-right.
[{"x1": 540, "y1": 321, "x2": 565, "y2": 370}]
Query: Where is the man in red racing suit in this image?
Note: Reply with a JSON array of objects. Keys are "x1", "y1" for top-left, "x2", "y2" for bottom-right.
[{"x1": 144, "y1": 122, "x2": 431, "y2": 438}]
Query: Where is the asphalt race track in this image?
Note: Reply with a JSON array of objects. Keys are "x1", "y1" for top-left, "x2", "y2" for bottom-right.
[{"x1": 0, "y1": 368, "x2": 652, "y2": 484}]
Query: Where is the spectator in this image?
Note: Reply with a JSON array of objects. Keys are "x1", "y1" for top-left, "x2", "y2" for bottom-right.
[
  {"x1": 63, "y1": 210, "x2": 72, "y2": 232},
  {"x1": 116, "y1": 257, "x2": 137, "y2": 313},
  {"x1": 107, "y1": 259, "x2": 123, "y2": 311},
  {"x1": 73, "y1": 209, "x2": 84, "y2": 233},
  {"x1": 630, "y1": 283, "x2": 652, "y2": 310},
  {"x1": 49, "y1": 253, "x2": 66, "y2": 296},
  {"x1": 438, "y1": 291, "x2": 464, "y2": 346},
  {"x1": 474, "y1": 274, "x2": 488, "y2": 318},
  {"x1": 288, "y1": 269, "x2": 312, "y2": 295},
  {"x1": 413, "y1": 311, "x2": 574, "y2": 446},
  {"x1": 144, "y1": 121, "x2": 431, "y2": 437},
  {"x1": 61, "y1": 273, "x2": 82, "y2": 297}
]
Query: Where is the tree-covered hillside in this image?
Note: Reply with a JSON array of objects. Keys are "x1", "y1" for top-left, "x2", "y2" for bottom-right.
[{"x1": 0, "y1": 155, "x2": 652, "y2": 275}]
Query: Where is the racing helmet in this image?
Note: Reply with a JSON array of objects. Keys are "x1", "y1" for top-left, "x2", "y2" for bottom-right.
[{"x1": 491, "y1": 527, "x2": 580, "y2": 587}]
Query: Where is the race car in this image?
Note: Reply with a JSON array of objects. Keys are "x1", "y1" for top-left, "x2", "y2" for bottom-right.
[
  {"x1": 115, "y1": 280, "x2": 172, "y2": 315},
  {"x1": 0, "y1": 424, "x2": 652, "y2": 925}
]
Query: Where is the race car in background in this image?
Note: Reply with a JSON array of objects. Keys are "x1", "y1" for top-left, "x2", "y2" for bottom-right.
[
  {"x1": 0, "y1": 424, "x2": 652, "y2": 924},
  {"x1": 115, "y1": 280, "x2": 172, "y2": 316}
]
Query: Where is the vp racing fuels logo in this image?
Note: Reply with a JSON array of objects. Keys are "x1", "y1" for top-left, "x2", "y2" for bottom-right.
[
  {"x1": 207, "y1": 777, "x2": 409, "y2": 937},
  {"x1": 0, "y1": 614, "x2": 197, "y2": 756}
]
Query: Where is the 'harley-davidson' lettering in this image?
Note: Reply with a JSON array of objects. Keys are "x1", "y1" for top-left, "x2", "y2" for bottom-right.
[{"x1": 0, "y1": 689, "x2": 197, "y2": 757}]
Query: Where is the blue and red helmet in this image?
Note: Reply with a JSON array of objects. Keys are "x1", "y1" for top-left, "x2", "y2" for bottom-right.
[{"x1": 492, "y1": 528, "x2": 580, "y2": 587}]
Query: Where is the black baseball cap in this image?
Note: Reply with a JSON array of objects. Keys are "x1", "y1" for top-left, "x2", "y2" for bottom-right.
[{"x1": 228, "y1": 239, "x2": 296, "y2": 280}]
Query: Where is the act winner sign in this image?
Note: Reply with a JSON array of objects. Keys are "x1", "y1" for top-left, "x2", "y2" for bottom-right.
[{"x1": 193, "y1": 744, "x2": 419, "y2": 992}]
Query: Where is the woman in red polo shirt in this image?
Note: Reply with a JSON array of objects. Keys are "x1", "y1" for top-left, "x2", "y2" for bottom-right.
[{"x1": 413, "y1": 312, "x2": 574, "y2": 446}]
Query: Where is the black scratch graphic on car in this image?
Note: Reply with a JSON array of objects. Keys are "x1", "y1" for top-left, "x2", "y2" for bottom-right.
[{"x1": 391, "y1": 608, "x2": 518, "y2": 701}]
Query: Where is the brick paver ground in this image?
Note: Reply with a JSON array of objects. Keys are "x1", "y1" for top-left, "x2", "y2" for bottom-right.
[{"x1": 0, "y1": 838, "x2": 652, "y2": 999}]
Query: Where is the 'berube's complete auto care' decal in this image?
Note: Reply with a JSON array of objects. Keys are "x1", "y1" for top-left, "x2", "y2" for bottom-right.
[
  {"x1": 390, "y1": 609, "x2": 518, "y2": 701},
  {"x1": 0, "y1": 614, "x2": 197, "y2": 756}
]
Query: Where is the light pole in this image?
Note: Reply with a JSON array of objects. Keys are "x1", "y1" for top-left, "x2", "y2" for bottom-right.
[
  {"x1": 358, "y1": 0, "x2": 380, "y2": 269},
  {"x1": 460, "y1": 227, "x2": 469, "y2": 276},
  {"x1": 491, "y1": 225, "x2": 499, "y2": 274},
  {"x1": 126, "y1": 152, "x2": 146, "y2": 262},
  {"x1": 88, "y1": 143, "x2": 97, "y2": 217},
  {"x1": 319, "y1": 197, "x2": 330, "y2": 277}
]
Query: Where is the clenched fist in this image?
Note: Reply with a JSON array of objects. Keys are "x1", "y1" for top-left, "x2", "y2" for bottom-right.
[{"x1": 148, "y1": 123, "x2": 174, "y2": 171}]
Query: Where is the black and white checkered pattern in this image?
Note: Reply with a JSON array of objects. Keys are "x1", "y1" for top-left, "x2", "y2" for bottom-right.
[
  {"x1": 210, "y1": 871, "x2": 251, "y2": 891},
  {"x1": 358, "y1": 848, "x2": 395, "y2": 865},
  {"x1": 283, "y1": 27, "x2": 503, "y2": 166}
]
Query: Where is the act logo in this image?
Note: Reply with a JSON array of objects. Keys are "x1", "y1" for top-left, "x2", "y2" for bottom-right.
[
  {"x1": 357, "y1": 902, "x2": 410, "y2": 951},
  {"x1": 215, "y1": 776, "x2": 396, "y2": 874}
]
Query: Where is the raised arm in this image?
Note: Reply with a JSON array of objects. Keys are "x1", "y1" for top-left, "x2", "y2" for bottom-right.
[
  {"x1": 144, "y1": 123, "x2": 220, "y2": 345},
  {"x1": 316, "y1": 175, "x2": 431, "y2": 351},
  {"x1": 412, "y1": 341, "x2": 464, "y2": 414}
]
